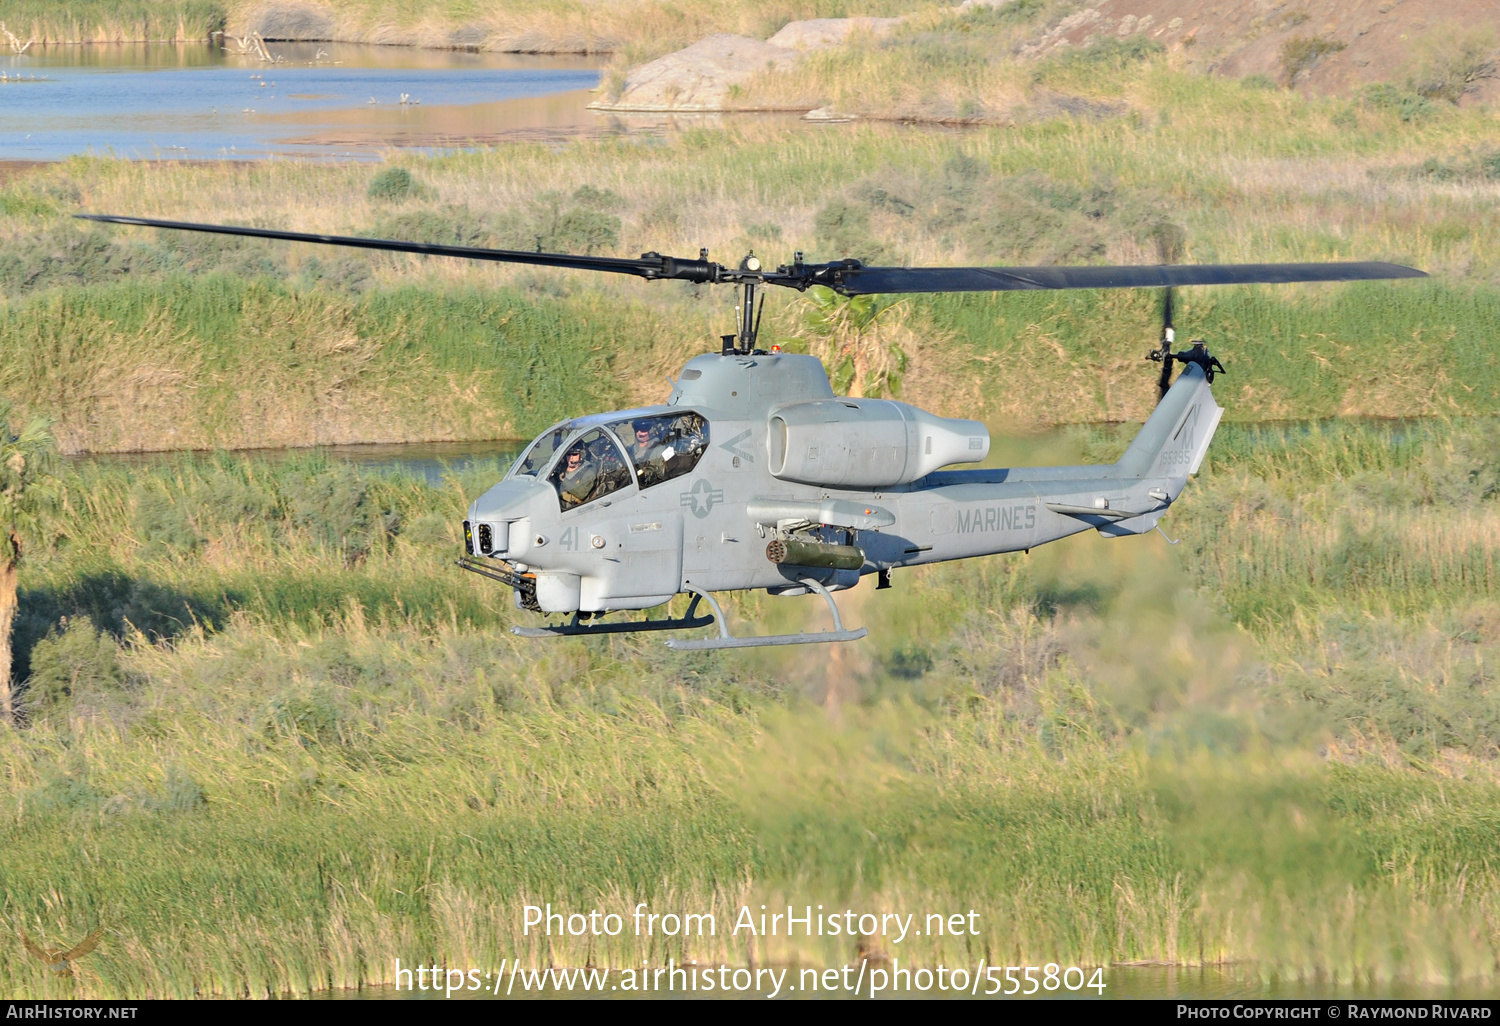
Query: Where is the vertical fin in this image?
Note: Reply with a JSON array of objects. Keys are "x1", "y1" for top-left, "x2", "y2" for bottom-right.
[{"x1": 1112, "y1": 364, "x2": 1223, "y2": 480}]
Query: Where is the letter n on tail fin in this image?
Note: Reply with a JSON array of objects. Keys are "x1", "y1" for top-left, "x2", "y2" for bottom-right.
[{"x1": 1112, "y1": 364, "x2": 1224, "y2": 480}]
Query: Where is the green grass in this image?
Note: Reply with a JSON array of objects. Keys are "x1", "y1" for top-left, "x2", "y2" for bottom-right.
[
  {"x1": 6, "y1": 737, "x2": 1496, "y2": 997},
  {"x1": 0, "y1": 1, "x2": 226, "y2": 42},
  {"x1": 3, "y1": 32, "x2": 1500, "y2": 997},
  {"x1": 0, "y1": 275, "x2": 655, "y2": 450},
  {"x1": 1, "y1": 60, "x2": 1497, "y2": 450},
  {"x1": 5, "y1": 421, "x2": 1500, "y2": 995}
]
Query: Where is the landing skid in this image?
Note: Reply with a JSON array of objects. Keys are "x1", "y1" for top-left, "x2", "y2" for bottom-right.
[
  {"x1": 511, "y1": 594, "x2": 715, "y2": 638},
  {"x1": 466, "y1": 555, "x2": 866, "y2": 648},
  {"x1": 664, "y1": 579, "x2": 867, "y2": 650}
]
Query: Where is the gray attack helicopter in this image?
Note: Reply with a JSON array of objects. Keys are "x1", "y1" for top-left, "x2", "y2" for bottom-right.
[{"x1": 79, "y1": 213, "x2": 1425, "y2": 649}]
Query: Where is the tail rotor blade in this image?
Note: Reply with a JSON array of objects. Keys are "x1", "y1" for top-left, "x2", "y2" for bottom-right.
[{"x1": 1156, "y1": 287, "x2": 1175, "y2": 402}]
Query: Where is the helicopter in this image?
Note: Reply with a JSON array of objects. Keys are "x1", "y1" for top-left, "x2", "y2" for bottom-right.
[{"x1": 77, "y1": 213, "x2": 1425, "y2": 649}]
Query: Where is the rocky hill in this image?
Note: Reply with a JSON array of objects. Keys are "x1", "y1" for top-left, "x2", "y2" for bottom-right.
[
  {"x1": 6, "y1": 1, "x2": 1492, "y2": 109},
  {"x1": 586, "y1": 0, "x2": 1498, "y2": 118},
  {"x1": 1026, "y1": 0, "x2": 1499, "y2": 102}
]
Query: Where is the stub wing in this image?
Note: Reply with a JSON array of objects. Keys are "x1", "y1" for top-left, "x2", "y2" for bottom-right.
[{"x1": 747, "y1": 498, "x2": 896, "y2": 531}]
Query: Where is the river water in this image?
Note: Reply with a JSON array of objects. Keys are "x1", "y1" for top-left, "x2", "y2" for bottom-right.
[{"x1": 0, "y1": 42, "x2": 605, "y2": 160}]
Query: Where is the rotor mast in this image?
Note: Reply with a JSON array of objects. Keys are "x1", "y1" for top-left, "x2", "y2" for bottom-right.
[{"x1": 726, "y1": 253, "x2": 767, "y2": 355}]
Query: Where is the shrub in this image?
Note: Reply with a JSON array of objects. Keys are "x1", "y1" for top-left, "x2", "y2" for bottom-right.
[
  {"x1": 884, "y1": 643, "x2": 934, "y2": 679},
  {"x1": 281, "y1": 464, "x2": 398, "y2": 565},
  {"x1": 132, "y1": 485, "x2": 202, "y2": 559},
  {"x1": 820, "y1": 161, "x2": 1184, "y2": 266},
  {"x1": 1423, "y1": 419, "x2": 1500, "y2": 505},
  {"x1": 23, "y1": 615, "x2": 126, "y2": 714},
  {"x1": 568, "y1": 184, "x2": 622, "y2": 210},
  {"x1": 367, "y1": 166, "x2": 421, "y2": 202},
  {"x1": 144, "y1": 768, "x2": 209, "y2": 812},
  {"x1": 1360, "y1": 83, "x2": 1437, "y2": 122},
  {"x1": 813, "y1": 200, "x2": 885, "y2": 262},
  {"x1": 744, "y1": 221, "x2": 783, "y2": 242},
  {"x1": 966, "y1": 192, "x2": 1104, "y2": 263},
  {"x1": 0, "y1": 222, "x2": 137, "y2": 296},
  {"x1": 950, "y1": 0, "x2": 1050, "y2": 28},
  {"x1": 297, "y1": 255, "x2": 374, "y2": 294},
  {"x1": 1041, "y1": 34, "x2": 1164, "y2": 76},
  {"x1": 369, "y1": 187, "x2": 621, "y2": 255},
  {"x1": 26, "y1": 766, "x2": 105, "y2": 811},
  {"x1": 532, "y1": 187, "x2": 622, "y2": 254},
  {"x1": 1280, "y1": 35, "x2": 1346, "y2": 82},
  {"x1": 1368, "y1": 146, "x2": 1500, "y2": 183},
  {"x1": 260, "y1": 684, "x2": 349, "y2": 747},
  {"x1": 1405, "y1": 24, "x2": 1497, "y2": 103},
  {"x1": 369, "y1": 205, "x2": 499, "y2": 248},
  {"x1": 1132, "y1": 214, "x2": 1187, "y2": 263},
  {"x1": 540, "y1": 205, "x2": 620, "y2": 255}
]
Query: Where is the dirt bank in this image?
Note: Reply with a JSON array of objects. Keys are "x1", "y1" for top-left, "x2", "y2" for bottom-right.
[{"x1": 1027, "y1": 0, "x2": 1500, "y2": 102}]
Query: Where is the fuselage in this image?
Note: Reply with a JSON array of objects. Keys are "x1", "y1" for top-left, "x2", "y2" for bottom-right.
[{"x1": 466, "y1": 352, "x2": 1219, "y2": 613}]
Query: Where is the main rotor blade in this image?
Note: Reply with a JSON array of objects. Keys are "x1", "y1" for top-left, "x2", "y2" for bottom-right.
[
  {"x1": 828, "y1": 262, "x2": 1427, "y2": 295},
  {"x1": 77, "y1": 214, "x2": 1428, "y2": 297},
  {"x1": 74, "y1": 214, "x2": 722, "y2": 283}
]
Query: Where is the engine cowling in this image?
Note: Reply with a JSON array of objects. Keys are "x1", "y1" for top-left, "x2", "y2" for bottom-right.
[{"x1": 768, "y1": 399, "x2": 989, "y2": 488}]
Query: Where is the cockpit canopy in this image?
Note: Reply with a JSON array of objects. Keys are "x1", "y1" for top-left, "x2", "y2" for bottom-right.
[
  {"x1": 513, "y1": 411, "x2": 710, "y2": 510},
  {"x1": 513, "y1": 425, "x2": 570, "y2": 479}
]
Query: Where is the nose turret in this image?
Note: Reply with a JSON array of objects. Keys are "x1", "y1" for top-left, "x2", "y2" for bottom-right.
[{"x1": 464, "y1": 478, "x2": 553, "y2": 560}]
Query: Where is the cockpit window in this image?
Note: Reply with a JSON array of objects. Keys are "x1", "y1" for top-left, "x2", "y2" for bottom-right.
[
  {"x1": 609, "y1": 412, "x2": 709, "y2": 489},
  {"x1": 551, "y1": 428, "x2": 633, "y2": 510},
  {"x1": 514, "y1": 426, "x2": 570, "y2": 478}
]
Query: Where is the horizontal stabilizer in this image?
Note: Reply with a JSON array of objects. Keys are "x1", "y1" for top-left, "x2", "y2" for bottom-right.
[{"x1": 1045, "y1": 502, "x2": 1135, "y2": 521}]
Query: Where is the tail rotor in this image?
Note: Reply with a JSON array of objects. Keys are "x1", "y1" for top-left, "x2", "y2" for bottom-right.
[
  {"x1": 1150, "y1": 287, "x2": 1176, "y2": 402},
  {"x1": 1146, "y1": 286, "x2": 1225, "y2": 402}
]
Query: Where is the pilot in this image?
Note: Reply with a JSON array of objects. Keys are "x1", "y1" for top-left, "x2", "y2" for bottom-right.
[
  {"x1": 628, "y1": 419, "x2": 660, "y2": 464},
  {"x1": 557, "y1": 445, "x2": 597, "y2": 507},
  {"x1": 629, "y1": 419, "x2": 666, "y2": 484},
  {"x1": 675, "y1": 414, "x2": 706, "y2": 457}
]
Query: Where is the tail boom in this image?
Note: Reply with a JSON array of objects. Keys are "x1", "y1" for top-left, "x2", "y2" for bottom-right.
[{"x1": 884, "y1": 366, "x2": 1222, "y2": 565}]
